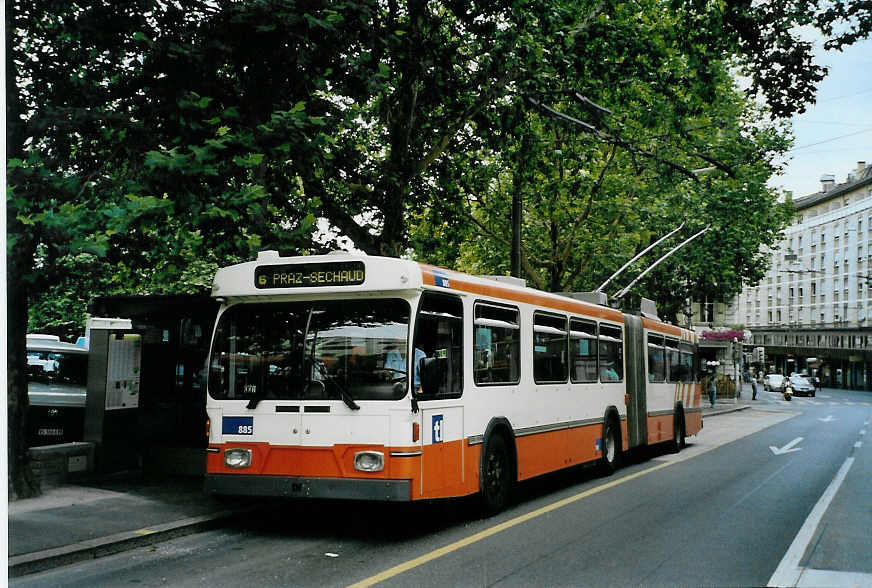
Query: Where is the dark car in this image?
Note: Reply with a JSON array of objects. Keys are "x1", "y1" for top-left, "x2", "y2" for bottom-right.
[{"x1": 788, "y1": 374, "x2": 815, "y2": 397}]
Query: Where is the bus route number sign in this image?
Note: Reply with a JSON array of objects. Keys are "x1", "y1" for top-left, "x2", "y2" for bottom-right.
[
  {"x1": 255, "y1": 261, "x2": 365, "y2": 289},
  {"x1": 222, "y1": 416, "x2": 253, "y2": 435}
]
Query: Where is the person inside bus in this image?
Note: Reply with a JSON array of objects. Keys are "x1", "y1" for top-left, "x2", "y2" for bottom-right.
[
  {"x1": 382, "y1": 349, "x2": 406, "y2": 380},
  {"x1": 601, "y1": 362, "x2": 620, "y2": 382},
  {"x1": 412, "y1": 347, "x2": 427, "y2": 392},
  {"x1": 382, "y1": 347, "x2": 426, "y2": 392}
]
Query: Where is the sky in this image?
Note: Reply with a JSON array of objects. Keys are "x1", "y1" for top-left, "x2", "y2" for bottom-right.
[{"x1": 770, "y1": 35, "x2": 872, "y2": 199}]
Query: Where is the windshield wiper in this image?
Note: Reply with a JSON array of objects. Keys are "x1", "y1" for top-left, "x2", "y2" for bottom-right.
[
  {"x1": 301, "y1": 306, "x2": 359, "y2": 410},
  {"x1": 319, "y1": 364, "x2": 359, "y2": 411}
]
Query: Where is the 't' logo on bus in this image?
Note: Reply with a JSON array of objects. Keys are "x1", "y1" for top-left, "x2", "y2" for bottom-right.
[{"x1": 432, "y1": 415, "x2": 444, "y2": 443}]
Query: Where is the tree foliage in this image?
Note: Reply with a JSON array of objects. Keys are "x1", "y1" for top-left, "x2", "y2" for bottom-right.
[{"x1": 7, "y1": 0, "x2": 869, "y2": 497}]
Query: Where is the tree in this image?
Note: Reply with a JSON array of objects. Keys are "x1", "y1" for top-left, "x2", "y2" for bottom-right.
[
  {"x1": 10, "y1": 0, "x2": 870, "y2": 498},
  {"x1": 6, "y1": 1, "x2": 320, "y2": 497},
  {"x1": 406, "y1": 0, "x2": 865, "y2": 318}
]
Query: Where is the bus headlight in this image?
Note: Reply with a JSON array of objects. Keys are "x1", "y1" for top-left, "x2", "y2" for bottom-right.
[
  {"x1": 353, "y1": 451, "x2": 384, "y2": 472},
  {"x1": 224, "y1": 448, "x2": 252, "y2": 469}
]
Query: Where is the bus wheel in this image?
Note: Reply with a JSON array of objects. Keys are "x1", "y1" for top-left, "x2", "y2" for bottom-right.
[
  {"x1": 669, "y1": 410, "x2": 685, "y2": 454},
  {"x1": 480, "y1": 434, "x2": 512, "y2": 516},
  {"x1": 600, "y1": 417, "x2": 620, "y2": 475}
]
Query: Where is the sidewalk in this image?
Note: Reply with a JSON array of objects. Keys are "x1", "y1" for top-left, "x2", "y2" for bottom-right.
[
  {"x1": 702, "y1": 382, "x2": 754, "y2": 417},
  {"x1": 8, "y1": 395, "x2": 755, "y2": 578},
  {"x1": 8, "y1": 471, "x2": 253, "y2": 577}
]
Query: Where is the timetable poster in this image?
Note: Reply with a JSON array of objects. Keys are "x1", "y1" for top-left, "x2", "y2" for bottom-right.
[{"x1": 105, "y1": 334, "x2": 142, "y2": 410}]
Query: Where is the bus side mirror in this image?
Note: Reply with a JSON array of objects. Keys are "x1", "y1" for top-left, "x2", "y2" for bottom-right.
[{"x1": 420, "y1": 357, "x2": 446, "y2": 396}]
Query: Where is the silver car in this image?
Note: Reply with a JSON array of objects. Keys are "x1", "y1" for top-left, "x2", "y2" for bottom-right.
[{"x1": 764, "y1": 374, "x2": 785, "y2": 392}]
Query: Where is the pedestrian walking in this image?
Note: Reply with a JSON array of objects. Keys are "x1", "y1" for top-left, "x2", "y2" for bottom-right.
[
  {"x1": 751, "y1": 377, "x2": 757, "y2": 400},
  {"x1": 708, "y1": 374, "x2": 717, "y2": 407}
]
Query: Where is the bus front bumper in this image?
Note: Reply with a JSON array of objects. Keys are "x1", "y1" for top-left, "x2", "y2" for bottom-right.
[{"x1": 204, "y1": 474, "x2": 412, "y2": 502}]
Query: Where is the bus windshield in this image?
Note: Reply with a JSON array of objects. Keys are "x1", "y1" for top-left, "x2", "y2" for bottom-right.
[{"x1": 208, "y1": 299, "x2": 410, "y2": 402}]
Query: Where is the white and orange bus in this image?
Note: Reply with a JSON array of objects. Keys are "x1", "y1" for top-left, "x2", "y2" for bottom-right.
[{"x1": 204, "y1": 251, "x2": 702, "y2": 514}]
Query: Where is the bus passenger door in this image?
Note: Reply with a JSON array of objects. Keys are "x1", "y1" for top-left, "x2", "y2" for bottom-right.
[
  {"x1": 420, "y1": 405, "x2": 464, "y2": 496},
  {"x1": 413, "y1": 291, "x2": 465, "y2": 497}
]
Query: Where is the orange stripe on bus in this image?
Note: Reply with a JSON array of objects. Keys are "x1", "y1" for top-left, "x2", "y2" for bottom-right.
[
  {"x1": 640, "y1": 317, "x2": 684, "y2": 337},
  {"x1": 207, "y1": 420, "x2": 614, "y2": 500},
  {"x1": 515, "y1": 423, "x2": 604, "y2": 481},
  {"x1": 646, "y1": 414, "x2": 673, "y2": 445},
  {"x1": 419, "y1": 267, "x2": 624, "y2": 322}
]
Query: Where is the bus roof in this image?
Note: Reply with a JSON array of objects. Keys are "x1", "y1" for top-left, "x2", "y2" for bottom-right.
[{"x1": 212, "y1": 251, "x2": 695, "y2": 335}]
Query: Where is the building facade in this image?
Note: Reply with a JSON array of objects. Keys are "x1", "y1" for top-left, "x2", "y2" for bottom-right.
[{"x1": 693, "y1": 161, "x2": 872, "y2": 389}]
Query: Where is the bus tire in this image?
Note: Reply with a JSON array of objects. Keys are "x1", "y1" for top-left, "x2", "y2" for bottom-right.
[
  {"x1": 479, "y1": 433, "x2": 512, "y2": 516},
  {"x1": 669, "y1": 408, "x2": 685, "y2": 454},
  {"x1": 600, "y1": 416, "x2": 620, "y2": 475}
]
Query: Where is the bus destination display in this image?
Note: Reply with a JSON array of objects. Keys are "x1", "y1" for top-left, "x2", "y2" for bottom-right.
[{"x1": 255, "y1": 261, "x2": 365, "y2": 289}]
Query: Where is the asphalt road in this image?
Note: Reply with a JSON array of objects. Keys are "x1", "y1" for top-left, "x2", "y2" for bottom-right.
[{"x1": 12, "y1": 388, "x2": 872, "y2": 588}]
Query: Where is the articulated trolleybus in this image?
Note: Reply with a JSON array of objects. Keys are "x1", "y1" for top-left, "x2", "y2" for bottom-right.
[{"x1": 205, "y1": 251, "x2": 702, "y2": 514}]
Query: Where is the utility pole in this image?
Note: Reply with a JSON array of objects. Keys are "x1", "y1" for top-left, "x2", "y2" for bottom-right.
[
  {"x1": 510, "y1": 119, "x2": 531, "y2": 278},
  {"x1": 511, "y1": 176, "x2": 522, "y2": 278}
]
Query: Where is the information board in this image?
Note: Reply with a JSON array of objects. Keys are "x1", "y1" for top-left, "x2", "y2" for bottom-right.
[{"x1": 105, "y1": 334, "x2": 142, "y2": 410}]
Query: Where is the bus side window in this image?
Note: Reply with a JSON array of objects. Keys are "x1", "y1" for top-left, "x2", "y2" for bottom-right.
[
  {"x1": 414, "y1": 292, "x2": 463, "y2": 398},
  {"x1": 569, "y1": 318, "x2": 597, "y2": 383},
  {"x1": 665, "y1": 339, "x2": 681, "y2": 382},
  {"x1": 680, "y1": 343, "x2": 695, "y2": 382},
  {"x1": 474, "y1": 303, "x2": 521, "y2": 385},
  {"x1": 533, "y1": 312, "x2": 568, "y2": 384},
  {"x1": 598, "y1": 325, "x2": 623, "y2": 382},
  {"x1": 647, "y1": 334, "x2": 666, "y2": 383}
]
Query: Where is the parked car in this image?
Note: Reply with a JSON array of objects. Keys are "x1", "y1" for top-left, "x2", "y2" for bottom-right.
[
  {"x1": 26, "y1": 334, "x2": 88, "y2": 446},
  {"x1": 764, "y1": 373, "x2": 785, "y2": 392},
  {"x1": 788, "y1": 374, "x2": 816, "y2": 397}
]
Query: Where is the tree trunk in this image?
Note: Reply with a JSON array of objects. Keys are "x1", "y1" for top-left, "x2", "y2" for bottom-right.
[{"x1": 7, "y1": 241, "x2": 40, "y2": 499}]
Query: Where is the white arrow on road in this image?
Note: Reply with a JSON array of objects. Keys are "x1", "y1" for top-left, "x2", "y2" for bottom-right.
[
  {"x1": 819, "y1": 415, "x2": 836, "y2": 423},
  {"x1": 770, "y1": 437, "x2": 804, "y2": 455}
]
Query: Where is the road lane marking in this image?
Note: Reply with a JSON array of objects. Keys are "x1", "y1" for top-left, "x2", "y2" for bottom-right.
[
  {"x1": 768, "y1": 457, "x2": 855, "y2": 588},
  {"x1": 347, "y1": 462, "x2": 673, "y2": 588},
  {"x1": 770, "y1": 437, "x2": 804, "y2": 455},
  {"x1": 350, "y1": 408, "x2": 797, "y2": 588}
]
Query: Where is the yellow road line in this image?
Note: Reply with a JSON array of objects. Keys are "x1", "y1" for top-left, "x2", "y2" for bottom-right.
[{"x1": 348, "y1": 461, "x2": 673, "y2": 588}]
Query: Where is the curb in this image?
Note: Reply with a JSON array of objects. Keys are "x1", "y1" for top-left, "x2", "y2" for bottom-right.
[
  {"x1": 704, "y1": 404, "x2": 752, "y2": 418},
  {"x1": 9, "y1": 508, "x2": 250, "y2": 577}
]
